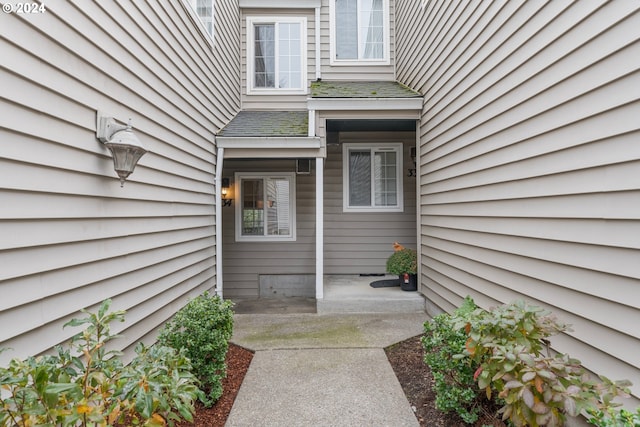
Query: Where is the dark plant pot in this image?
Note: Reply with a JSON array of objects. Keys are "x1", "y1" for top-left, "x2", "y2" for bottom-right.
[{"x1": 400, "y1": 273, "x2": 418, "y2": 291}]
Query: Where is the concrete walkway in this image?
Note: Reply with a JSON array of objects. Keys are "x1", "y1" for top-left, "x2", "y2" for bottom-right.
[{"x1": 226, "y1": 312, "x2": 429, "y2": 426}]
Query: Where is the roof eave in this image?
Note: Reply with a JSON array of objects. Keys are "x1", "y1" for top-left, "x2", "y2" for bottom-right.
[
  {"x1": 240, "y1": 0, "x2": 320, "y2": 8},
  {"x1": 217, "y1": 136, "x2": 321, "y2": 148},
  {"x1": 307, "y1": 97, "x2": 423, "y2": 113},
  {"x1": 216, "y1": 136, "x2": 325, "y2": 159}
]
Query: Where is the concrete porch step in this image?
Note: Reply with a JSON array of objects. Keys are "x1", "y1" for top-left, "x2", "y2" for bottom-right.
[
  {"x1": 229, "y1": 275, "x2": 426, "y2": 315},
  {"x1": 318, "y1": 275, "x2": 425, "y2": 314}
]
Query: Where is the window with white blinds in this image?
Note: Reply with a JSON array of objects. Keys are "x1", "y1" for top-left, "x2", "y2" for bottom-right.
[
  {"x1": 235, "y1": 173, "x2": 296, "y2": 241},
  {"x1": 343, "y1": 143, "x2": 403, "y2": 212},
  {"x1": 331, "y1": 0, "x2": 389, "y2": 64}
]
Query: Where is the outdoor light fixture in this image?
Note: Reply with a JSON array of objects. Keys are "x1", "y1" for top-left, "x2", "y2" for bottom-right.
[
  {"x1": 221, "y1": 177, "x2": 229, "y2": 196},
  {"x1": 221, "y1": 177, "x2": 232, "y2": 206},
  {"x1": 96, "y1": 111, "x2": 147, "y2": 187}
]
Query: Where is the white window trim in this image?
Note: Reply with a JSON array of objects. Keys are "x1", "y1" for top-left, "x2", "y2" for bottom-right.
[
  {"x1": 246, "y1": 16, "x2": 308, "y2": 95},
  {"x1": 329, "y1": 0, "x2": 390, "y2": 66},
  {"x1": 342, "y1": 143, "x2": 403, "y2": 213},
  {"x1": 234, "y1": 172, "x2": 297, "y2": 242},
  {"x1": 184, "y1": 0, "x2": 215, "y2": 45}
]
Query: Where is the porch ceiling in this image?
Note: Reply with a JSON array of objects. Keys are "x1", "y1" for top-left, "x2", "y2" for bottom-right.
[{"x1": 327, "y1": 119, "x2": 416, "y2": 133}]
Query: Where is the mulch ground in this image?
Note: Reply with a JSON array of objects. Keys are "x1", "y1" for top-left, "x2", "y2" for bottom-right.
[
  {"x1": 385, "y1": 335, "x2": 506, "y2": 427},
  {"x1": 177, "y1": 343, "x2": 254, "y2": 427}
]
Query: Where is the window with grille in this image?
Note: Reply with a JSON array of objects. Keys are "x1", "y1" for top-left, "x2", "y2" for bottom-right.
[
  {"x1": 331, "y1": 0, "x2": 389, "y2": 64},
  {"x1": 235, "y1": 173, "x2": 296, "y2": 241},
  {"x1": 343, "y1": 143, "x2": 403, "y2": 212},
  {"x1": 188, "y1": 0, "x2": 214, "y2": 36},
  {"x1": 247, "y1": 17, "x2": 307, "y2": 93}
]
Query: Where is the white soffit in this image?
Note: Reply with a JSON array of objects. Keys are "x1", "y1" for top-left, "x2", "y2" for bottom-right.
[
  {"x1": 216, "y1": 136, "x2": 321, "y2": 148},
  {"x1": 240, "y1": 0, "x2": 320, "y2": 8},
  {"x1": 216, "y1": 137, "x2": 324, "y2": 159},
  {"x1": 307, "y1": 97, "x2": 423, "y2": 113}
]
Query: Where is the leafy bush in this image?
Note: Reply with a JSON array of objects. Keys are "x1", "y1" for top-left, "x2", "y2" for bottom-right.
[
  {"x1": 386, "y1": 248, "x2": 417, "y2": 275},
  {"x1": 157, "y1": 292, "x2": 234, "y2": 406},
  {"x1": 0, "y1": 299, "x2": 202, "y2": 427},
  {"x1": 587, "y1": 406, "x2": 640, "y2": 426},
  {"x1": 120, "y1": 343, "x2": 204, "y2": 425},
  {"x1": 422, "y1": 296, "x2": 483, "y2": 423},
  {"x1": 457, "y1": 299, "x2": 633, "y2": 427}
]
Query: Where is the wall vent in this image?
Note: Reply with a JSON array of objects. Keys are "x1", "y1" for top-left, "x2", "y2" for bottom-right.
[{"x1": 296, "y1": 159, "x2": 311, "y2": 174}]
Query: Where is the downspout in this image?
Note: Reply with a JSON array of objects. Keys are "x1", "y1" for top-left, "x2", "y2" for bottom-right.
[
  {"x1": 414, "y1": 121, "x2": 421, "y2": 297},
  {"x1": 313, "y1": 6, "x2": 322, "y2": 296},
  {"x1": 215, "y1": 145, "x2": 225, "y2": 298},
  {"x1": 316, "y1": 156, "x2": 324, "y2": 299},
  {"x1": 315, "y1": 6, "x2": 321, "y2": 80},
  {"x1": 310, "y1": 108, "x2": 324, "y2": 299}
]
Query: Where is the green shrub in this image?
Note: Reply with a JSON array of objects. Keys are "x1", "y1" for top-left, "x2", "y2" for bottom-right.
[
  {"x1": 118, "y1": 343, "x2": 205, "y2": 425},
  {"x1": 422, "y1": 296, "x2": 483, "y2": 423},
  {"x1": 587, "y1": 406, "x2": 640, "y2": 426},
  {"x1": 0, "y1": 299, "x2": 202, "y2": 427},
  {"x1": 386, "y1": 248, "x2": 417, "y2": 275},
  {"x1": 458, "y1": 299, "x2": 633, "y2": 427},
  {"x1": 157, "y1": 292, "x2": 234, "y2": 406}
]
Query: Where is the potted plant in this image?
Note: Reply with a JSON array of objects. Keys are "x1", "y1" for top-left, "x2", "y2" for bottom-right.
[{"x1": 386, "y1": 247, "x2": 418, "y2": 291}]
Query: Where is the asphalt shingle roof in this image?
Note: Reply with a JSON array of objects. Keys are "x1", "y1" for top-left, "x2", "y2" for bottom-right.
[
  {"x1": 218, "y1": 111, "x2": 308, "y2": 137},
  {"x1": 310, "y1": 81, "x2": 421, "y2": 98},
  {"x1": 218, "y1": 82, "x2": 421, "y2": 137}
]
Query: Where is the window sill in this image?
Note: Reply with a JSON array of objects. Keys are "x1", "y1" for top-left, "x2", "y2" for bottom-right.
[
  {"x1": 343, "y1": 207, "x2": 404, "y2": 213},
  {"x1": 235, "y1": 236, "x2": 297, "y2": 242},
  {"x1": 330, "y1": 59, "x2": 391, "y2": 67},
  {"x1": 246, "y1": 89, "x2": 308, "y2": 96}
]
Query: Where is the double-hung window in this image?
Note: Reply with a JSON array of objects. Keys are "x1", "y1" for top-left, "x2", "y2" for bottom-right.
[
  {"x1": 343, "y1": 143, "x2": 403, "y2": 212},
  {"x1": 247, "y1": 17, "x2": 307, "y2": 93},
  {"x1": 188, "y1": 0, "x2": 214, "y2": 36},
  {"x1": 235, "y1": 173, "x2": 296, "y2": 241},
  {"x1": 331, "y1": 0, "x2": 389, "y2": 64}
]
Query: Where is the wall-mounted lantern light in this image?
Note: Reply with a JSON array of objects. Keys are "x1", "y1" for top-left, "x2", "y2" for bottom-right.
[
  {"x1": 96, "y1": 111, "x2": 147, "y2": 187},
  {"x1": 221, "y1": 177, "x2": 232, "y2": 206}
]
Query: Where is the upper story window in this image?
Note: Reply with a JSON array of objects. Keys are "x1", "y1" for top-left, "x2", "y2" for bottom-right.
[
  {"x1": 188, "y1": 0, "x2": 214, "y2": 36},
  {"x1": 247, "y1": 17, "x2": 307, "y2": 94},
  {"x1": 330, "y1": 0, "x2": 389, "y2": 64},
  {"x1": 343, "y1": 143, "x2": 403, "y2": 212}
]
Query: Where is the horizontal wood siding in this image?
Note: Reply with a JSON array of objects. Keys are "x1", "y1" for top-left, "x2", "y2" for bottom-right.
[
  {"x1": 221, "y1": 159, "x2": 316, "y2": 298},
  {"x1": 215, "y1": 0, "x2": 242, "y2": 106},
  {"x1": 0, "y1": 0, "x2": 240, "y2": 363},
  {"x1": 323, "y1": 129, "x2": 417, "y2": 274},
  {"x1": 396, "y1": 0, "x2": 640, "y2": 399}
]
